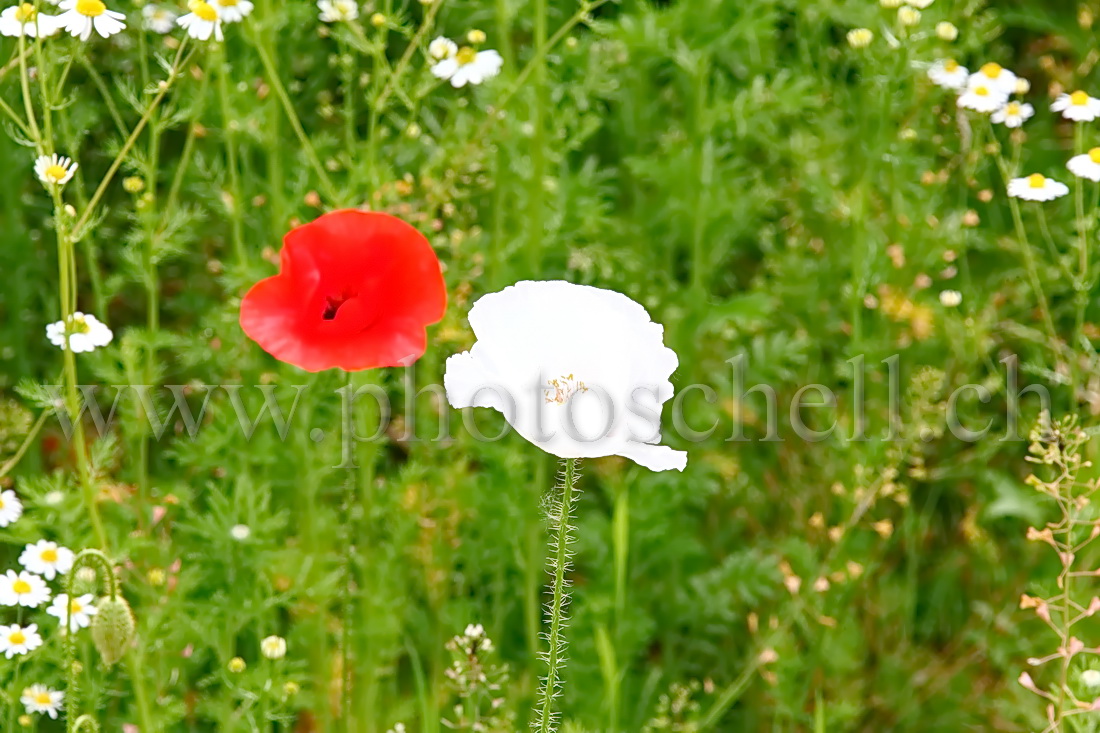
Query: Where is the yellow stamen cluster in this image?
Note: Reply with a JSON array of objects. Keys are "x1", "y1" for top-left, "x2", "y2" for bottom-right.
[
  {"x1": 191, "y1": 0, "x2": 217, "y2": 21},
  {"x1": 980, "y1": 62, "x2": 1002, "y2": 79},
  {"x1": 12, "y1": 580, "x2": 30, "y2": 594},
  {"x1": 9, "y1": 631, "x2": 25, "y2": 645},
  {"x1": 1028, "y1": 173, "x2": 1046, "y2": 188},
  {"x1": 75, "y1": 0, "x2": 106, "y2": 17},
  {"x1": 1088, "y1": 147, "x2": 1100, "y2": 164},
  {"x1": 13, "y1": 3, "x2": 36, "y2": 22},
  {"x1": 455, "y1": 47, "x2": 478, "y2": 66},
  {"x1": 545, "y1": 374, "x2": 588, "y2": 405},
  {"x1": 1071, "y1": 90, "x2": 1090, "y2": 106}
]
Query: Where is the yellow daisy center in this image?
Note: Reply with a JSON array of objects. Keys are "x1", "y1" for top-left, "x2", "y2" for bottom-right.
[
  {"x1": 76, "y1": 0, "x2": 106, "y2": 17},
  {"x1": 220, "y1": 0, "x2": 239, "y2": 5},
  {"x1": 44, "y1": 164, "x2": 67, "y2": 180},
  {"x1": 193, "y1": 1, "x2": 217, "y2": 21},
  {"x1": 980, "y1": 62, "x2": 1002, "y2": 79},
  {"x1": 12, "y1": 580, "x2": 31, "y2": 594},
  {"x1": 455, "y1": 46, "x2": 477, "y2": 66},
  {"x1": 0, "y1": 498, "x2": 6, "y2": 509},
  {"x1": 944, "y1": 59, "x2": 958, "y2": 72},
  {"x1": 14, "y1": 4, "x2": 36, "y2": 22},
  {"x1": 1006, "y1": 102, "x2": 1020, "y2": 115},
  {"x1": 34, "y1": 692, "x2": 50, "y2": 705},
  {"x1": 1071, "y1": 90, "x2": 1090, "y2": 106},
  {"x1": 70, "y1": 600, "x2": 82, "y2": 613},
  {"x1": 40, "y1": 548, "x2": 57, "y2": 563},
  {"x1": 9, "y1": 630, "x2": 26, "y2": 645},
  {"x1": 1028, "y1": 173, "x2": 1046, "y2": 188},
  {"x1": 1088, "y1": 147, "x2": 1100, "y2": 164},
  {"x1": 974, "y1": 86, "x2": 989, "y2": 97}
]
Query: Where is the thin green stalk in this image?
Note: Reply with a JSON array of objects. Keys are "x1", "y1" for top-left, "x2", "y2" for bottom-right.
[
  {"x1": 526, "y1": 0, "x2": 548, "y2": 275},
  {"x1": 1073, "y1": 123, "x2": 1089, "y2": 350},
  {"x1": 0, "y1": 409, "x2": 48, "y2": 479},
  {"x1": 536, "y1": 458, "x2": 580, "y2": 733},
  {"x1": 216, "y1": 44, "x2": 247, "y2": 264},
  {"x1": 16, "y1": 34, "x2": 41, "y2": 152}
]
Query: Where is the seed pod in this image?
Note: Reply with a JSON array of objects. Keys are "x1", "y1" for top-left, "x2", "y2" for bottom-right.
[{"x1": 91, "y1": 595, "x2": 135, "y2": 666}]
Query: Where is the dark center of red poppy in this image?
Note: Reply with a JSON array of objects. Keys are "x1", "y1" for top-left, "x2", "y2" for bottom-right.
[{"x1": 322, "y1": 293, "x2": 355, "y2": 320}]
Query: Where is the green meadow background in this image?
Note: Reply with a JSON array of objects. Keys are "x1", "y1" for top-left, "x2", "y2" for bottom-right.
[{"x1": 0, "y1": 0, "x2": 1097, "y2": 730}]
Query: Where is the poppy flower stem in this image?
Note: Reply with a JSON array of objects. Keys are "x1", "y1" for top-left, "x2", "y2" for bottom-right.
[{"x1": 536, "y1": 457, "x2": 580, "y2": 733}]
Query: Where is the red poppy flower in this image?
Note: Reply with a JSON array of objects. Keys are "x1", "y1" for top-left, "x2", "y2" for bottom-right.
[{"x1": 240, "y1": 209, "x2": 446, "y2": 372}]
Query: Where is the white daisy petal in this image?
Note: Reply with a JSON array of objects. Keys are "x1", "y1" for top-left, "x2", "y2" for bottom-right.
[
  {"x1": 1008, "y1": 174, "x2": 1070, "y2": 202},
  {"x1": 1068, "y1": 149, "x2": 1100, "y2": 182}
]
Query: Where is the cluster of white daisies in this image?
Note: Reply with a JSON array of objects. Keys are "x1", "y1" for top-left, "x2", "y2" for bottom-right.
[
  {"x1": 0, "y1": 0, "x2": 255, "y2": 42},
  {"x1": 929, "y1": 58, "x2": 1100, "y2": 201}
]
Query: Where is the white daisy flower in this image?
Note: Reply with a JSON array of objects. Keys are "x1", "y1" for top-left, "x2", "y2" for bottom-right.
[
  {"x1": 261, "y1": 635, "x2": 287, "y2": 659},
  {"x1": 212, "y1": 0, "x2": 251, "y2": 23},
  {"x1": 897, "y1": 6, "x2": 920, "y2": 25},
  {"x1": 1068, "y1": 148, "x2": 1100, "y2": 182},
  {"x1": 431, "y1": 46, "x2": 503, "y2": 88},
  {"x1": 0, "y1": 489, "x2": 24, "y2": 527},
  {"x1": 1007, "y1": 173, "x2": 1069, "y2": 202},
  {"x1": 939, "y1": 290, "x2": 962, "y2": 307},
  {"x1": 846, "y1": 28, "x2": 872, "y2": 49},
  {"x1": 928, "y1": 59, "x2": 968, "y2": 90},
  {"x1": 0, "y1": 624, "x2": 42, "y2": 658},
  {"x1": 445, "y1": 281, "x2": 688, "y2": 471},
  {"x1": 56, "y1": 0, "x2": 125, "y2": 40},
  {"x1": 19, "y1": 540, "x2": 73, "y2": 580},
  {"x1": 0, "y1": 3, "x2": 61, "y2": 37},
  {"x1": 177, "y1": 0, "x2": 221, "y2": 40},
  {"x1": 317, "y1": 0, "x2": 357, "y2": 22},
  {"x1": 34, "y1": 153, "x2": 77, "y2": 186},
  {"x1": 957, "y1": 83, "x2": 1008, "y2": 113},
  {"x1": 21, "y1": 685, "x2": 64, "y2": 719},
  {"x1": 905, "y1": 0, "x2": 933, "y2": 7},
  {"x1": 428, "y1": 35, "x2": 456, "y2": 61},
  {"x1": 46, "y1": 593, "x2": 97, "y2": 631},
  {"x1": 992, "y1": 100, "x2": 1034, "y2": 128},
  {"x1": 45, "y1": 312, "x2": 113, "y2": 353},
  {"x1": 1052, "y1": 90, "x2": 1100, "y2": 122},
  {"x1": 968, "y1": 62, "x2": 1017, "y2": 96},
  {"x1": 141, "y1": 4, "x2": 176, "y2": 33},
  {"x1": 0, "y1": 571, "x2": 50, "y2": 609}
]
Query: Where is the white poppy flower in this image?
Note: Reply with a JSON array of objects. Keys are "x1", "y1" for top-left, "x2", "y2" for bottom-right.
[
  {"x1": 212, "y1": 0, "x2": 251, "y2": 23},
  {"x1": 177, "y1": 0, "x2": 222, "y2": 40},
  {"x1": 428, "y1": 35, "x2": 456, "y2": 60},
  {"x1": 431, "y1": 46, "x2": 503, "y2": 88},
  {"x1": 0, "y1": 3, "x2": 61, "y2": 37},
  {"x1": 1007, "y1": 173, "x2": 1069, "y2": 202},
  {"x1": 992, "y1": 100, "x2": 1034, "y2": 128},
  {"x1": 46, "y1": 311, "x2": 113, "y2": 353},
  {"x1": 0, "y1": 624, "x2": 42, "y2": 658},
  {"x1": 318, "y1": 0, "x2": 357, "y2": 22},
  {"x1": 928, "y1": 59, "x2": 968, "y2": 90},
  {"x1": 968, "y1": 62, "x2": 1017, "y2": 96},
  {"x1": 34, "y1": 153, "x2": 77, "y2": 186},
  {"x1": 46, "y1": 593, "x2": 97, "y2": 631},
  {"x1": 0, "y1": 570, "x2": 50, "y2": 608},
  {"x1": 1068, "y1": 148, "x2": 1100, "y2": 182},
  {"x1": 0, "y1": 489, "x2": 23, "y2": 527},
  {"x1": 21, "y1": 684, "x2": 64, "y2": 719},
  {"x1": 957, "y1": 83, "x2": 1008, "y2": 113},
  {"x1": 56, "y1": 0, "x2": 125, "y2": 40},
  {"x1": 444, "y1": 281, "x2": 688, "y2": 472},
  {"x1": 19, "y1": 540, "x2": 74, "y2": 580},
  {"x1": 1052, "y1": 90, "x2": 1100, "y2": 122},
  {"x1": 142, "y1": 4, "x2": 176, "y2": 33}
]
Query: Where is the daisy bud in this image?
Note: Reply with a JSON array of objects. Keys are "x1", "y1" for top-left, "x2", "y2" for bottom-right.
[
  {"x1": 63, "y1": 204, "x2": 76, "y2": 217},
  {"x1": 123, "y1": 176, "x2": 145, "y2": 194},
  {"x1": 370, "y1": 12, "x2": 384, "y2": 26},
  {"x1": 880, "y1": 0, "x2": 902, "y2": 6},
  {"x1": 17, "y1": 715, "x2": 31, "y2": 727},
  {"x1": 1016, "y1": 78, "x2": 1031, "y2": 95},
  {"x1": 228, "y1": 656, "x2": 246, "y2": 673},
  {"x1": 939, "y1": 290, "x2": 962, "y2": 307},
  {"x1": 962, "y1": 209, "x2": 980, "y2": 227},
  {"x1": 898, "y1": 7, "x2": 920, "y2": 25},
  {"x1": 846, "y1": 28, "x2": 873, "y2": 48},
  {"x1": 1083, "y1": 670, "x2": 1100, "y2": 688},
  {"x1": 466, "y1": 28, "x2": 485, "y2": 44},
  {"x1": 935, "y1": 21, "x2": 958, "y2": 40},
  {"x1": 284, "y1": 681, "x2": 300, "y2": 696},
  {"x1": 91, "y1": 595, "x2": 136, "y2": 667},
  {"x1": 261, "y1": 635, "x2": 287, "y2": 660},
  {"x1": 147, "y1": 568, "x2": 166, "y2": 586}
]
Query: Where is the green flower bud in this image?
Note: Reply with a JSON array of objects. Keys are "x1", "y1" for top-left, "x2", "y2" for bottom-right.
[{"x1": 91, "y1": 595, "x2": 135, "y2": 666}]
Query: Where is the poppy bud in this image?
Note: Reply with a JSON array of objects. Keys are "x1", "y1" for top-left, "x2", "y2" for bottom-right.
[{"x1": 91, "y1": 595, "x2": 136, "y2": 666}]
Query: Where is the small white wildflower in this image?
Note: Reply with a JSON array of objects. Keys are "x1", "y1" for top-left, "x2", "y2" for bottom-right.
[
  {"x1": 34, "y1": 153, "x2": 78, "y2": 186},
  {"x1": 431, "y1": 46, "x2": 503, "y2": 88},
  {"x1": 1007, "y1": 173, "x2": 1069, "y2": 202},
  {"x1": 317, "y1": 0, "x2": 357, "y2": 22},
  {"x1": 21, "y1": 685, "x2": 63, "y2": 719},
  {"x1": 141, "y1": 4, "x2": 176, "y2": 33},
  {"x1": 178, "y1": 0, "x2": 221, "y2": 40},
  {"x1": 1052, "y1": 90, "x2": 1100, "y2": 122},
  {"x1": 928, "y1": 59, "x2": 968, "y2": 90},
  {"x1": 212, "y1": 0, "x2": 251, "y2": 23},
  {"x1": 19, "y1": 540, "x2": 73, "y2": 580},
  {"x1": 939, "y1": 290, "x2": 962, "y2": 307},
  {"x1": 968, "y1": 62, "x2": 1017, "y2": 96},
  {"x1": 905, "y1": 0, "x2": 933, "y2": 6},
  {"x1": 56, "y1": 0, "x2": 125, "y2": 40},
  {"x1": 0, "y1": 489, "x2": 24, "y2": 527},
  {"x1": 0, "y1": 3, "x2": 61, "y2": 37},
  {"x1": 880, "y1": 0, "x2": 902, "y2": 7},
  {"x1": 0, "y1": 571, "x2": 50, "y2": 609},
  {"x1": 0, "y1": 624, "x2": 42, "y2": 658},
  {"x1": 1015, "y1": 78, "x2": 1031, "y2": 95},
  {"x1": 230, "y1": 524, "x2": 250, "y2": 540},
  {"x1": 957, "y1": 83, "x2": 1008, "y2": 113},
  {"x1": 846, "y1": 28, "x2": 873, "y2": 48},
  {"x1": 897, "y1": 6, "x2": 920, "y2": 25},
  {"x1": 46, "y1": 593, "x2": 97, "y2": 632},
  {"x1": 428, "y1": 35, "x2": 456, "y2": 60},
  {"x1": 261, "y1": 635, "x2": 287, "y2": 659},
  {"x1": 935, "y1": 21, "x2": 957, "y2": 41},
  {"x1": 1068, "y1": 148, "x2": 1100, "y2": 182},
  {"x1": 1083, "y1": 669, "x2": 1100, "y2": 689},
  {"x1": 46, "y1": 312, "x2": 113, "y2": 353},
  {"x1": 991, "y1": 100, "x2": 1034, "y2": 128}
]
